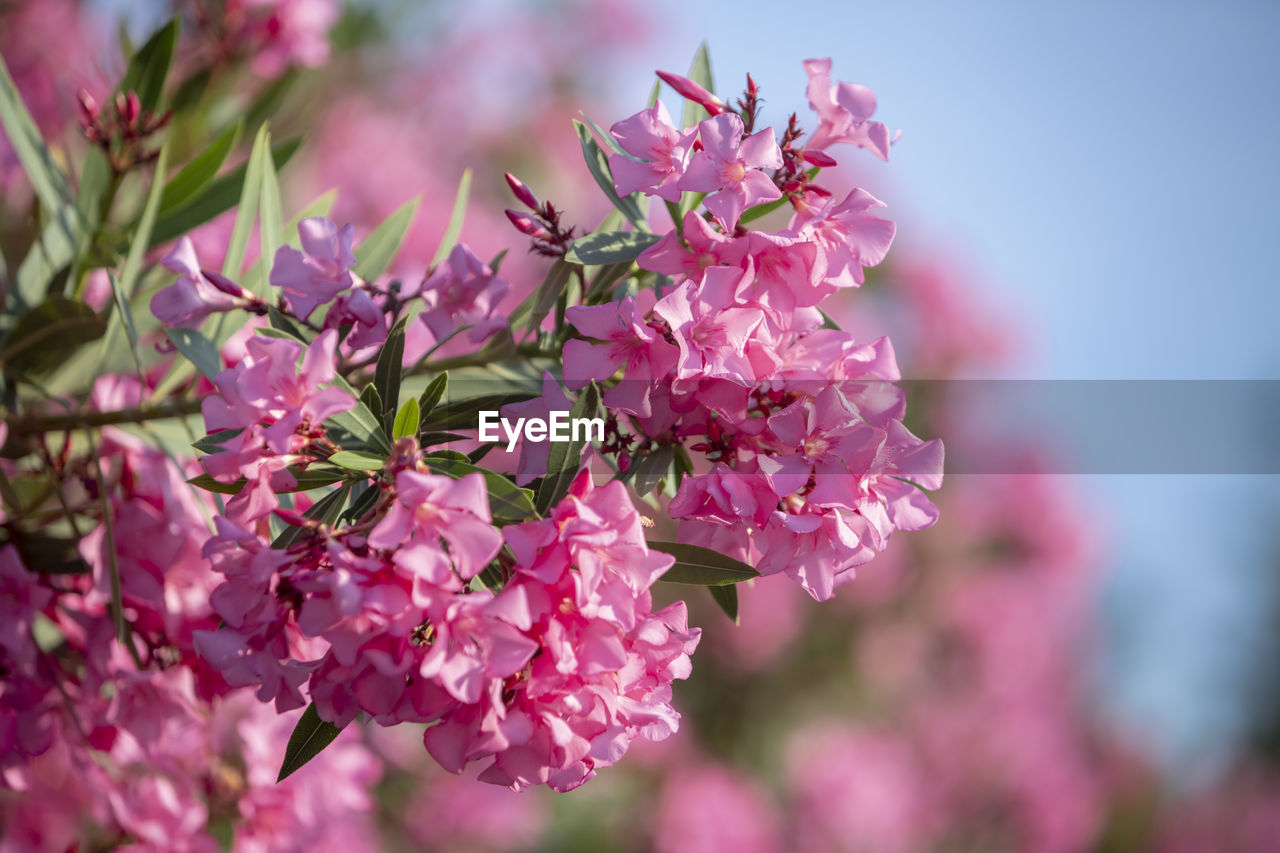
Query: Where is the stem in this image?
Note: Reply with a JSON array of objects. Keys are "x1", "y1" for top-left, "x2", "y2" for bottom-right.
[{"x1": 4, "y1": 398, "x2": 204, "y2": 437}]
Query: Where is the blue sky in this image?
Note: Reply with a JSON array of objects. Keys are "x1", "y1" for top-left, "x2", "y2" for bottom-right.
[{"x1": 634, "y1": 0, "x2": 1280, "y2": 780}]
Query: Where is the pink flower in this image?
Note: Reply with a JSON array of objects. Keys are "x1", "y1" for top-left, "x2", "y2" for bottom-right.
[
  {"x1": 368, "y1": 471, "x2": 503, "y2": 582},
  {"x1": 608, "y1": 101, "x2": 697, "y2": 202},
  {"x1": 150, "y1": 237, "x2": 253, "y2": 327},
  {"x1": 269, "y1": 217, "x2": 359, "y2": 319},
  {"x1": 796, "y1": 187, "x2": 896, "y2": 290},
  {"x1": 678, "y1": 113, "x2": 782, "y2": 227},
  {"x1": 802, "y1": 57, "x2": 893, "y2": 160},
  {"x1": 563, "y1": 295, "x2": 678, "y2": 417},
  {"x1": 652, "y1": 268, "x2": 765, "y2": 389},
  {"x1": 638, "y1": 210, "x2": 745, "y2": 278},
  {"x1": 415, "y1": 243, "x2": 510, "y2": 346}
]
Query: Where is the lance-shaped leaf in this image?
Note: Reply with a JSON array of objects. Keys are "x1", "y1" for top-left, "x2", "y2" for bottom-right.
[
  {"x1": 222, "y1": 123, "x2": 271, "y2": 282},
  {"x1": 574, "y1": 120, "x2": 647, "y2": 231},
  {"x1": 392, "y1": 398, "x2": 419, "y2": 440},
  {"x1": 430, "y1": 169, "x2": 471, "y2": 267},
  {"x1": 165, "y1": 327, "x2": 222, "y2": 381},
  {"x1": 188, "y1": 467, "x2": 348, "y2": 495},
  {"x1": 149, "y1": 137, "x2": 302, "y2": 248},
  {"x1": 0, "y1": 54, "x2": 77, "y2": 219},
  {"x1": 649, "y1": 541, "x2": 759, "y2": 585},
  {"x1": 419, "y1": 392, "x2": 537, "y2": 433},
  {"x1": 536, "y1": 382, "x2": 600, "y2": 514},
  {"x1": 2, "y1": 296, "x2": 107, "y2": 377},
  {"x1": 277, "y1": 702, "x2": 345, "y2": 782},
  {"x1": 630, "y1": 444, "x2": 674, "y2": 497},
  {"x1": 417, "y1": 373, "x2": 448, "y2": 424},
  {"x1": 272, "y1": 483, "x2": 352, "y2": 550},
  {"x1": 159, "y1": 121, "x2": 242, "y2": 214},
  {"x1": 326, "y1": 373, "x2": 391, "y2": 453},
  {"x1": 709, "y1": 584, "x2": 740, "y2": 624},
  {"x1": 374, "y1": 317, "x2": 407, "y2": 435},
  {"x1": 680, "y1": 42, "x2": 715, "y2": 132},
  {"x1": 564, "y1": 230, "x2": 661, "y2": 266},
  {"x1": 354, "y1": 196, "x2": 420, "y2": 281},
  {"x1": 118, "y1": 18, "x2": 178, "y2": 111},
  {"x1": 327, "y1": 450, "x2": 386, "y2": 472},
  {"x1": 507, "y1": 259, "x2": 572, "y2": 337}
]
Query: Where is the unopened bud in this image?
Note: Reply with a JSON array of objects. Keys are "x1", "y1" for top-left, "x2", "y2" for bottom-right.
[
  {"x1": 505, "y1": 210, "x2": 548, "y2": 239},
  {"x1": 656, "y1": 71, "x2": 728, "y2": 116},
  {"x1": 504, "y1": 172, "x2": 540, "y2": 210},
  {"x1": 802, "y1": 149, "x2": 838, "y2": 168}
]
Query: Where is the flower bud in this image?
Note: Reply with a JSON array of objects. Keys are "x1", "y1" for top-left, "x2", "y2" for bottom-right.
[
  {"x1": 504, "y1": 172, "x2": 540, "y2": 210},
  {"x1": 656, "y1": 71, "x2": 728, "y2": 116}
]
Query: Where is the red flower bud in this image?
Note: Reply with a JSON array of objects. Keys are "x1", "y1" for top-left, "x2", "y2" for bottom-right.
[
  {"x1": 655, "y1": 71, "x2": 728, "y2": 116},
  {"x1": 505, "y1": 172, "x2": 540, "y2": 210}
]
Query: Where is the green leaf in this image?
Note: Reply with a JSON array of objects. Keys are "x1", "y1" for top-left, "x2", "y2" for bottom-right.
[
  {"x1": 327, "y1": 450, "x2": 386, "y2": 471},
  {"x1": 507, "y1": 259, "x2": 572, "y2": 336},
  {"x1": 373, "y1": 317, "x2": 407, "y2": 434},
  {"x1": 104, "y1": 271, "x2": 141, "y2": 373},
  {"x1": 118, "y1": 19, "x2": 178, "y2": 111},
  {"x1": 680, "y1": 42, "x2": 715, "y2": 132},
  {"x1": 819, "y1": 309, "x2": 842, "y2": 331},
  {"x1": 535, "y1": 382, "x2": 599, "y2": 514},
  {"x1": 564, "y1": 230, "x2": 660, "y2": 266},
  {"x1": 273, "y1": 483, "x2": 351, "y2": 550},
  {"x1": 430, "y1": 169, "x2": 471, "y2": 267},
  {"x1": 223, "y1": 124, "x2": 271, "y2": 281},
  {"x1": 2, "y1": 296, "x2": 106, "y2": 376},
  {"x1": 739, "y1": 194, "x2": 791, "y2": 226},
  {"x1": 417, "y1": 373, "x2": 448, "y2": 423},
  {"x1": 354, "y1": 196, "x2": 420, "y2": 281},
  {"x1": 149, "y1": 137, "x2": 302, "y2": 248},
  {"x1": 277, "y1": 703, "x2": 345, "y2": 782},
  {"x1": 426, "y1": 456, "x2": 536, "y2": 521},
  {"x1": 649, "y1": 541, "x2": 759, "y2": 585},
  {"x1": 256, "y1": 134, "x2": 284, "y2": 293},
  {"x1": 631, "y1": 444, "x2": 673, "y2": 496},
  {"x1": 419, "y1": 431, "x2": 470, "y2": 447},
  {"x1": 0, "y1": 54, "x2": 77, "y2": 218},
  {"x1": 419, "y1": 392, "x2": 537, "y2": 433},
  {"x1": 574, "y1": 120, "x2": 647, "y2": 231},
  {"x1": 165, "y1": 327, "x2": 221, "y2": 380},
  {"x1": 392, "y1": 398, "x2": 419, "y2": 440},
  {"x1": 709, "y1": 584, "x2": 740, "y2": 623},
  {"x1": 192, "y1": 428, "x2": 244, "y2": 454},
  {"x1": 119, "y1": 144, "x2": 170, "y2": 298},
  {"x1": 267, "y1": 306, "x2": 315, "y2": 343},
  {"x1": 187, "y1": 468, "x2": 347, "y2": 495},
  {"x1": 326, "y1": 373, "x2": 391, "y2": 453}
]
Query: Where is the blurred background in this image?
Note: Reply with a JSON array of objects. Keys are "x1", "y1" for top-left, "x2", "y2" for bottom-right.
[{"x1": 6, "y1": 0, "x2": 1280, "y2": 848}]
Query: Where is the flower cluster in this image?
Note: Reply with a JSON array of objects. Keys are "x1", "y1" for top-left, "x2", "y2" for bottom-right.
[{"x1": 525, "y1": 58, "x2": 941, "y2": 600}]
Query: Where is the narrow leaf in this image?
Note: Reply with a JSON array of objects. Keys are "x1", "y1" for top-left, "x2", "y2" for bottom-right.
[
  {"x1": 187, "y1": 468, "x2": 347, "y2": 495},
  {"x1": 574, "y1": 120, "x2": 647, "y2": 231},
  {"x1": 256, "y1": 134, "x2": 284, "y2": 293},
  {"x1": 277, "y1": 703, "x2": 344, "y2": 782},
  {"x1": 221, "y1": 123, "x2": 270, "y2": 279},
  {"x1": 118, "y1": 19, "x2": 178, "y2": 111},
  {"x1": 564, "y1": 230, "x2": 660, "y2": 266},
  {"x1": 273, "y1": 484, "x2": 351, "y2": 550},
  {"x1": 650, "y1": 541, "x2": 759, "y2": 585},
  {"x1": 392, "y1": 398, "x2": 419, "y2": 440},
  {"x1": 373, "y1": 317, "x2": 407, "y2": 434},
  {"x1": 709, "y1": 584, "x2": 740, "y2": 623},
  {"x1": 631, "y1": 444, "x2": 673, "y2": 496},
  {"x1": 0, "y1": 54, "x2": 77, "y2": 216},
  {"x1": 149, "y1": 138, "x2": 302, "y2": 248},
  {"x1": 535, "y1": 382, "x2": 599, "y2": 514},
  {"x1": 354, "y1": 196, "x2": 420, "y2": 281},
  {"x1": 2, "y1": 296, "x2": 106, "y2": 376},
  {"x1": 430, "y1": 169, "x2": 471, "y2": 267},
  {"x1": 680, "y1": 42, "x2": 715, "y2": 131},
  {"x1": 165, "y1": 327, "x2": 222, "y2": 381},
  {"x1": 118, "y1": 144, "x2": 170, "y2": 298},
  {"x1": 327, "y1": 450, "x2": 386, "y2": 471},
  {"x1": 417, "y1": 373, "x2": 448, "y2": 423}
]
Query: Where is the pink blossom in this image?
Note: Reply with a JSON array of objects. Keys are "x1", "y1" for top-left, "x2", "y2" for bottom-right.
[
  {"x1": 652, "y1": 267, "x2": 766, "y2": 389},
  {"x1": 802, "y1": 57, "x2": 893, "y2": 160},
  {"x1": 608, "y1": 101, "x2": 697, "y2": 202},
  {"x1": 415, "y1": 243, "x2": 511, "y2": 346},
  {"x1": 368, "y1": 470, "x2": 502, "y2": 582},
  {"x1": 270, "y1": 217, "x2": 359, "y2": 319},
  {"x1": 563, "y1": 295, "x2": 678, "y2": 417},
  {"x1": 678, "y1": 113, "x2": 783, "y2": 227},
  {"x1": 150, "y1": 236, "x2": 253, "y2": 327},
  {"x1": 795, "y1": 187, "x2": 896, "y2": 289}
]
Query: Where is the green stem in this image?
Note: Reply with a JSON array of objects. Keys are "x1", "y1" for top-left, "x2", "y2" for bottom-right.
[{"x1": 4, "y1": 397, "x2": 203, "y2": 437}]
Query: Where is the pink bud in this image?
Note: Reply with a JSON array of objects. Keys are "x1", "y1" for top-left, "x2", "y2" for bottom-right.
[
  {"x1": 618, "y1": 451, "x2": 632, "y2": 473},
  {"x1": 802, "y1": 149, "x2": 838, "y2": 168},
  {"x1": 505, "y1": 210, "x2": 548, "y2": 239},
  {"x1": 77, "y1": 89, "x2": 98, "y2": 124},
  {"x1": 505, "y1": 172, "x2": 540, "y2": 210},
  {"x1": 656, "y1": 71, "x2": 728, "y2": 116}
]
